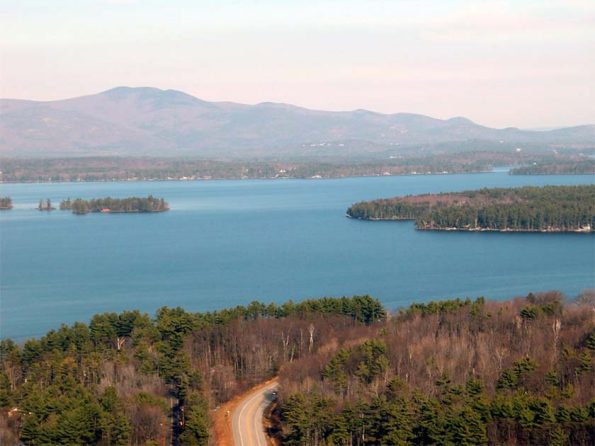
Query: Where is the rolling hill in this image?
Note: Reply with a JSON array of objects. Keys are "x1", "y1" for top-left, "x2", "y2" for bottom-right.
[{"x1": 1, "y1": 86, "x2": 593, "y2": 157}]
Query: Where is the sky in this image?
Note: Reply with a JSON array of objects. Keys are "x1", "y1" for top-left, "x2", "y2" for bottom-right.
[{"x1": 0, "y1": 0, "x2": 594, "y2": 128}]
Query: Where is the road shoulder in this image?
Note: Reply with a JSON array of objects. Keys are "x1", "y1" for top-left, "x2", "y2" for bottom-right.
[{"x1": 213, "y1": 377, "x2": 279, "y2": 445}]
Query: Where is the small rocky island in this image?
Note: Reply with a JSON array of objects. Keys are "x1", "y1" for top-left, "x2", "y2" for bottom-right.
[
  {"x1": 347, "y1": 185, "x2": 595, "y2": 232},
  {"x1": 38, "y1": 198, "x2": 55, "y2": 211},
  {"x1": 60, "y1": 195, "x2": 169, "y2": 215},
  {"x1": 0, "y1": 196, "x2": 12, "y2": 210}
]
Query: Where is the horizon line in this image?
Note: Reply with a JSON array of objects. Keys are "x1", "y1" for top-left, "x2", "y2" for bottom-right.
[{"x1": 2, "y1": 85, "x2": 594, "y2": 130}]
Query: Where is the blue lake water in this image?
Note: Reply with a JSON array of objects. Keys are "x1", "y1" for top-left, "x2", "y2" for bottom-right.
[{"x1": 1, "y1": 172, "x2": 594, "y2": 340}]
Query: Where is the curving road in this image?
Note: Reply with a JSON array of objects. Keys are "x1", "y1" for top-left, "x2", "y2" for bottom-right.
[{"x1": 232, "y1": 380, "x2": 279, "y2": 446}]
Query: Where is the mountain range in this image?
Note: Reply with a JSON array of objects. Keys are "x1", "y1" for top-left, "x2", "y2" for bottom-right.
[{"x1": 1, "y1": 86, "x2": 593, "y2": 158}]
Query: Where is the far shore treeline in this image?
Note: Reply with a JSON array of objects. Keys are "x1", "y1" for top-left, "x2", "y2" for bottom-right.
[
  {"x1": 347, "y1": 185, "x2": 595, "y2": 232},
  {"x1": 0, "y1": 151, "x2": 594, "y2": 183},
  {"x1": 59, "y1": 195, "x2": 169, "y2": 214},
  {"x1": 510, "y1": 159, "x2": 595, "y2": 175},
  {"x1": 1, "y1": 292, "x2": 594, "y2": 445}
]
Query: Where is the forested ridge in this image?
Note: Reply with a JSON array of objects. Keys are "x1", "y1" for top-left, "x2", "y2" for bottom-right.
[
  {"x1": 275, "y1": 292, "x2": 595, "y2": 445},
  {"x1": 347, "y1": 185, "x2": 595, "y2": 232},
  {"x1": 59, "y1": 196, "x2": 169, "y2": 214},
  {"x1": 1, "y1": 293, "x2": 593, "y2": 445},
  {"x1": 0, "y1": 296, "x2": 384, "y2": 445}
]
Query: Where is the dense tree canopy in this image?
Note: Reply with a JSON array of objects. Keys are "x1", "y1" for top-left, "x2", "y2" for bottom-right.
[
  {"x1": 59, "y1": 196, "x2": 169, "y2": 214},
  {"x1": 2, "y1": 293, "x2": 593, "y2": 445},
  {"x1": 0, "y1": 295, "x2": 384, "y2": 445},
  {"x1": 276, "y1": 292, "x2": 595, "y2": 445},
  {"x1": 347, "y1": 185, "x2": 595, "y2": 232}
]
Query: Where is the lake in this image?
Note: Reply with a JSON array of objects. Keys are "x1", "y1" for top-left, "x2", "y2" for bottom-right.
[{"x1": 1, "y1": 172, "x2": 594, "y2": 340}]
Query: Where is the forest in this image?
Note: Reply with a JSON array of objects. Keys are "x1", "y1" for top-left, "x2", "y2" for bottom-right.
[
  {"x1": 0, "y1": 151, "x2": 577, "y2": 183},
  {"x1": 347, "y1": 185, "x2": 595, "y2": 232},
  {"x1": 510, "y1": 160, "x2": 595, "y2": 175},
  {"x1": 1, "y1": 292, "x2": 593, "y2": 445},
  {"x1": 0, "y1": 296, "x2": 384, "y2": 445},
  {"x1": 59, "y1": 196, "x2": 169, "y2": 214},
  {"x1": 274, "y1": 291, "x2": 595, "y2": 445},
  {"x1": 0, "y1": 197, "x2": 12, "y2": 209}
]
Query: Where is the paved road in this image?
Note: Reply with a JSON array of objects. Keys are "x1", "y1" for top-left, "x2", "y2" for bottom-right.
[{"x1": 232, "y1": 380, "x2": 279, "y2": 446}]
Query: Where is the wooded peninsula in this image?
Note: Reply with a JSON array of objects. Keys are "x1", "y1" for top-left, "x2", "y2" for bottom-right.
[
  {"x1": 1, "y1": 292, "x2": 594, "y2": 445},
  {"x1": 347, "y1": 185, "x2": 595, "y2": 232},
  {"x1": 59, "y1": 196, "x2": 169, "y2": 214}
]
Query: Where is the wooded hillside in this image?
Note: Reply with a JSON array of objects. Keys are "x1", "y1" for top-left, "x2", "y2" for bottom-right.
[
  {"x1": 0, "y1": 296, "x2": 383, "y2": 445},
  {"x1": 1, "y1": 292, "x2": 593, "y2": 445},
  {"x1": 275, "y1": 292, "x2": 595, "y2": 445}
]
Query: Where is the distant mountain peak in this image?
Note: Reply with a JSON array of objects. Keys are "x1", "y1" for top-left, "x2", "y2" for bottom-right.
[
  {"x1": 100, "y1": 86, "x2": 163, "y2": 97},
  {"x1": 99, "y1": 86, "x2": 207, "y2": 104},
  {"x1": 0, "y1": 87, "x2": 592, "y2": 157},
  {"x1": 447, "y1": 116, "x2": 474, "y2": 125}
]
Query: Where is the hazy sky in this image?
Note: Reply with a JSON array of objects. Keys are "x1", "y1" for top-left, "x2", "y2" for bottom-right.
[{"x1": 1, "y1": 0, "x2": 594, "y2": 128}]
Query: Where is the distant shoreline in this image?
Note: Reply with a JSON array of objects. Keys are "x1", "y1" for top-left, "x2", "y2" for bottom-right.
[
  {"x1": 0, "y1": 170, "x2": 498, "y2": 185},
  {"x1": 3, "y1": 169, "x2": 595, "y2": 186},
  {"x1": 2, "y1": 150, "x2": 593, "y2": 184}
]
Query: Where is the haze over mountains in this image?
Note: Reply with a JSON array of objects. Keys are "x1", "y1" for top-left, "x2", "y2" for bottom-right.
[{"x1": 1, "y1": 86, "x2": 593, "y2": 158}]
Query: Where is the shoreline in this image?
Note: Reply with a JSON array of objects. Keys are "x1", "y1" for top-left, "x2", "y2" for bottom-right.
[
  {"x1": 418, "y1": 226, "x2": 594, "y2": 233},
  {"x1": 3, "y1": 170, "x2": 595, "y2": 186},
  {"x1": 72, "y1": 209, "x2": 170, "y2": 215},
  {"x1": 0, "y1": 169, "x2": 497, "y2": 185},
  {"x1": 346, "y1": 215, "x2": 593, "y2": 233}
]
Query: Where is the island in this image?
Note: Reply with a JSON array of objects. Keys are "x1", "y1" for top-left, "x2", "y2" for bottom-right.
[
  {"x1": 59, "y1": 195, "x2": 169, "y2": 214},
  {"x1": 347, "y1": 185, "x2": 595, "y2": 232},
  {"x1": 37, "y1": 198, "x2": 55, "y2": 211},
  {"x1": 0, "y1": 196, "x2": 12, "y2": 210}
]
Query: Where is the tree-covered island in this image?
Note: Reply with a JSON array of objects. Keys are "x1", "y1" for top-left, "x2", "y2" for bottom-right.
[
  {"x1": 347, "y1": 185, "x2": 595, "y2": 232},
  {"x1": 0, "y1": 197, "x2": 12, "y2": 210},
  {"x1": 60, "y1": 195, "x2": 169, "y2": 214}
]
